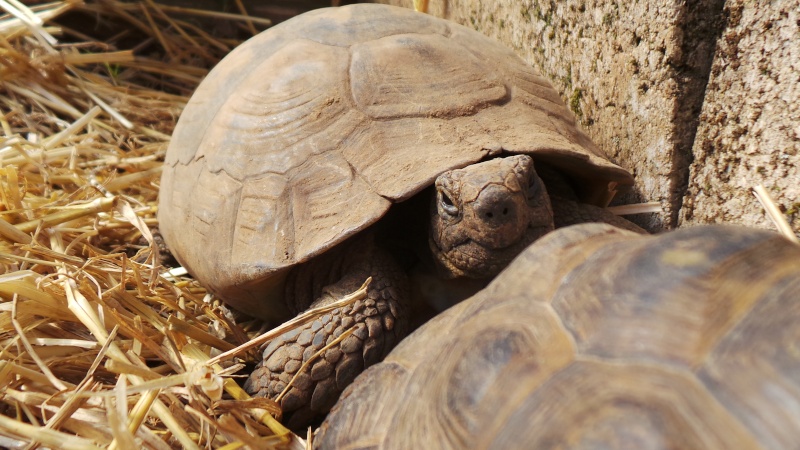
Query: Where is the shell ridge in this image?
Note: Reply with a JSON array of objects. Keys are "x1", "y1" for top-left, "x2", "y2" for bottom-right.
[
  {"x1": 225, "y1": 189, "x2": 243, "y2": 270},
  {"x1": 224, "y1": 95, "x2": 346, "y2": 156},
  {"x1": 226, "y1": 109, "x2": 368, "y2": 180},
  {"x1": 513, "y1": 82, "x2": 575, "y2": 111},
  {"x1": 230, "y1": 89, "x2": 319, "y2": 120},
  {"x1": 341, "y1": 149, "x2": 392, "y2": 203},
  {"x1": 301, "y1": 30, "x2": 449, "y2": 49}
]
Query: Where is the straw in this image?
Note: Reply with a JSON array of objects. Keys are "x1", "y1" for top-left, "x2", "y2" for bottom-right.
[
  {"x1": 0, "y1": 1, "x2": 302, "y2": 448},
  {"x1": 753, "y1": 185, "x2": 799, "y2": 243}
]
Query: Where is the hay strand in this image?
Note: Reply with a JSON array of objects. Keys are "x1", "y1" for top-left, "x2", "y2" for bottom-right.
[
  {"x1": 753, "y1": 185, "x2": 800, "y2": 243},
  {"x1": 606, "y1": 201, "x2": 663, "y2": 216},
  {"x1": 0, "y1": 1, "x2": 302, "y2": 448},
  {"x1": 205, "y1": 277, "x2": 371, "y2": 367}
]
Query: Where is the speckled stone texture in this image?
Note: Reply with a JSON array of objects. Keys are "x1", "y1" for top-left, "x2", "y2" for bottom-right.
[
  {"x1": 376, "y1": 0, "x2": 726, "y2": 231},
  {"x1": 679, "y1": 0, "x2": 800, "y2": 232}
]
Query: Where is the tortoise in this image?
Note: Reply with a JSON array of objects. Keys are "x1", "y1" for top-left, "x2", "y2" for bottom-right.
[
  {"x1": 316, "y1": 223, "x2": 800, "y2": 449},
  {"x1": 157, "y1": 4, "x2": 641, "y2": 426}
]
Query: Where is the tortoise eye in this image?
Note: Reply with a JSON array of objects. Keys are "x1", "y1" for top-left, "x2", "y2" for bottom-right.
[
  {"x1": 438, "y1": 189, "x2": 459, "y2": 216},
  {"x1": 527, "y1": 175, "x2": 542, "y2": 199}
]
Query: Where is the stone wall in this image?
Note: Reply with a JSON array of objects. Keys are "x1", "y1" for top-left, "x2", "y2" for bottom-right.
[
  {"x1": 679, "y1": 0, "x2": 800, "y2": 231},
  {"x1": 375, "y1": 0, "x2": 799, "y2": 235}
]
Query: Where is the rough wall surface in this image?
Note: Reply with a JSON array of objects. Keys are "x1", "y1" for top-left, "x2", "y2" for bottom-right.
[
  {"x1": 376, "y1": 0, "x2": 725, "y2": 231},
  {"x1": 679, "y1": 0, "x2": 800, "y2": 232}
]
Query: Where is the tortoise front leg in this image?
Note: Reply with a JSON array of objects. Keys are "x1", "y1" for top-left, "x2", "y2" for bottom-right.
[{"x1": 243, "y1": 237, "x2": 410, "y2": 429}]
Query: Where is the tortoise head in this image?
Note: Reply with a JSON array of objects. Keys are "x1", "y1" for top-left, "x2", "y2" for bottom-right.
[{"x1": 429, "y1": 154, "x2": 554, "y2": 279}]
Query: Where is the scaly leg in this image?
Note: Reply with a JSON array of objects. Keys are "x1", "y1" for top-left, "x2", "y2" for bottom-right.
[{"x1": 244, "y1": 236, "x2": 409, "y2": 429}]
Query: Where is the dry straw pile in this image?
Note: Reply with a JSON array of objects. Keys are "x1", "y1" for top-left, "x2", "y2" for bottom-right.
[{"x1": 0, "y1": 1, "x2": 306, "y2": 448}]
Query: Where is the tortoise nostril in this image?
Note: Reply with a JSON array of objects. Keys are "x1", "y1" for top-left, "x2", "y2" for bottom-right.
[
  {"x1": 473, "y1": 185, "x2": 524, "y2": 227},
  {"x1": 478, "y1": 200, "x2": 518, "y2": 226}
]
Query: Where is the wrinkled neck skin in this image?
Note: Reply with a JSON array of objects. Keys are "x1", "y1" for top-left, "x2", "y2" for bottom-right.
[{"x1": 429, "y1": 154, "x2": 554, "y2": 279}]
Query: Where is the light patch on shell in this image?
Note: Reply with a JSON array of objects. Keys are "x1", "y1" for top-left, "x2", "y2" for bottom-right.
[{"x1": 660, "y1": 249, "x2": 710, "y2": 268}]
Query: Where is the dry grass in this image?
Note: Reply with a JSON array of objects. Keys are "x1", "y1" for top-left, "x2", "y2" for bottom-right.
[{"x1": 0, "y1": 1, "x2": 307, "y2": 448}]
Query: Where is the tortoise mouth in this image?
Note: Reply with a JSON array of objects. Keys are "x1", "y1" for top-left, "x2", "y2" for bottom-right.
[{"x1": 431, "y1": 223, "x2": 553, "y2": 279}]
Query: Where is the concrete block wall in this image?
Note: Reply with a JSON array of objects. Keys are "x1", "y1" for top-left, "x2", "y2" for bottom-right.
[
  {"x1": 376, "y1": 0, "x2": 799, "y2": 235},
  {"x1": 679, "y1": 0, "x2": 800, "y2": 231}
]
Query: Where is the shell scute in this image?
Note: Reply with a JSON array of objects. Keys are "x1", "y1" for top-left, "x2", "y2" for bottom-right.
[
  {"x1": 698, "y1": 265, "x2": 800, "y2": 449},
  {"x1": 340, "y1": 115, "x2": 493, "y2": 201},
  {"x1": 183, "y1": 168, "x2": 242, "y2": 286},
  {"x1": 350, "y1": 33, "x2": 507, "y2": 119},
  {"x1": 200, "y1": 40, "x2": 355, "y2": 179},
  {"x1": 288, "y1": 152, "x2": 391, "y2": 261},
  {"x1": 486, "y1": 359, "x2": 760, "y2": 449},
  {"x1": 165, "y1": 29, "x2": 297, "y2": 166},
  {"x1": 233, "y1": 173, "x2": 292, "y2": 267}
]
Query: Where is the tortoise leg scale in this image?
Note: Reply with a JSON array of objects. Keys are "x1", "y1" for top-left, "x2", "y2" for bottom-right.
[{"x1": 243, "y1": 235, "x2": 410, "y2": 428}]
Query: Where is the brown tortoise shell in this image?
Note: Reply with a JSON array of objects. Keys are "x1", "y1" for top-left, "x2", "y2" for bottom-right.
[
  {"x1": 318, "y1": 223, "x2": 800, "y2": 449},
  {"x1": 158, "y1": 4, "x2": 634, "y2": 316}
]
